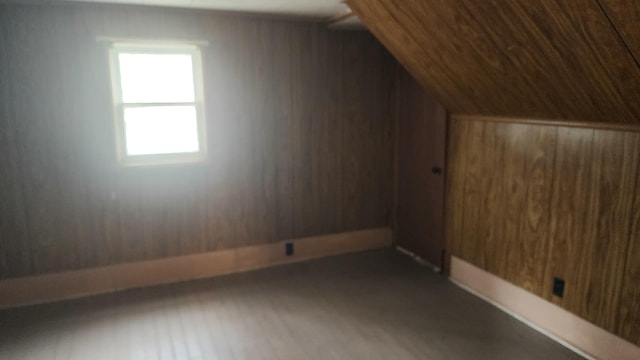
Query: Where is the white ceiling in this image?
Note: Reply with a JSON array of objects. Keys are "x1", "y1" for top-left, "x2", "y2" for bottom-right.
[{"x1": 44, "y1": 0, "x2": 353, "y2": 20}]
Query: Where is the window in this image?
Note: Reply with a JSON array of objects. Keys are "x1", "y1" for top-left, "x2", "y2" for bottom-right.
[{"x1": 109, "y1": 42, "x2": 206, "y2": 166}]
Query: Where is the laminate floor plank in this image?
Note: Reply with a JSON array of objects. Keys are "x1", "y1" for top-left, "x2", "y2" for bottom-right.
[
  {"x1": 0, "y1": 250, "x2": 584, "y2": 360},
  {"x1": 251, "y1": 281, "x2": 313, "y2": 360},
  {"x1": 162, "y1": 289, "x2": 194, "y2": 360},
  {"x1": 193, "y1": 287, "x2": 235, "y2": 360}
]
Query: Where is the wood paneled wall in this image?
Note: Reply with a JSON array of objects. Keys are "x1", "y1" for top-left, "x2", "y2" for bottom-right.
[
  {"x1": 0, "y1": 3, "x2": 397, "y2": 279},
  {"x1": 348, "y1": 0, "x2": 640, "y2": 125},
  {"x1": 446, "y1": 115, "x2": 640, "y2": 345}
]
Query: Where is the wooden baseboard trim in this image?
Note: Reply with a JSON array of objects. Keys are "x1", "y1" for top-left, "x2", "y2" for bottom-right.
[
  {"x1": 450, "y1": 256, "x2": 640, "y2": 360},
  {"x1": 0, "y1": 228, "x2": 392, "y2": 310}
]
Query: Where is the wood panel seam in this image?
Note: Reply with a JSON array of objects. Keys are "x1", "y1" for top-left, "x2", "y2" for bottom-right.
[
  {"x1": 615, "y1": 134, "x2": 640, "y2": 335},
  {"x1": 391, "y1": 62, "x2": 401, "y2": 245},
  {"x1": 0, "y1": 10, "x2": 35, "y2": 276},
  {"x1": 541, "y1": 126, "x2": 560, "y2": 295},
  {"x1": 594, "y1": 0, "x2": 640, "y2": 73},
  {"x1": 441, "y1": 112, "x2": 450, "y2": 271},
  {"x1": 574, "y1": 129, "x2": 595, "y2": 321}
]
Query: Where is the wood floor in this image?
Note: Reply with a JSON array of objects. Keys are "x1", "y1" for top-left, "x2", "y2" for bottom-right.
[{"x1": 0, "y1": 250, "x2": 584, "y2": 360}]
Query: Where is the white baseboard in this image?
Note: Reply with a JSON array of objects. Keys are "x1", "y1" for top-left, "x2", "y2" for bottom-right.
[
  {"x1": 450, "y1": 256, "x2": 640, "y2": 360},
  {"x1": 0, "y1": 228, "x2": 392, "y2": 309}
]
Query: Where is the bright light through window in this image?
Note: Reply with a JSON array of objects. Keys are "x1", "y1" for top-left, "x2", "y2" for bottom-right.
[
  {"x1": 118, "y1": 53, "x2": 195, "y2": 103},
  {"x1": 124, "y1": 106, "x2": 199, "y2": 155},
  {"x1": 109, "y1": 42, "x2": 206, "y2": 165}
]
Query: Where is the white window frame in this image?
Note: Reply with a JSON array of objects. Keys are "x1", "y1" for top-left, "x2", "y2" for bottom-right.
[{"x1": 108, "y1": 42, "x2": 207, "y2": 166}]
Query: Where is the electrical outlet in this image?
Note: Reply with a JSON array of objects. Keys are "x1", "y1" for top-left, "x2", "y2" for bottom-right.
[
  {"x1": 285, "y1": 242, "x2": 294, "y2": 256},
  {"x1": 553, "y1": 277, "x2": 565, "y2": 298}
]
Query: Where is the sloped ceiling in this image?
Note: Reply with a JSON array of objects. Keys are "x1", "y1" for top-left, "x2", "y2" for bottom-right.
[
  {"x1": 347, "y1": 0, "x2": 640, "y2": 124},
  {"x1": 601, "y1": 0, "x2": 640, "y2": 62}
]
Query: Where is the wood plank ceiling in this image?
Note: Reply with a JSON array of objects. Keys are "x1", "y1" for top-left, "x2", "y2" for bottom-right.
[{"x1": 347, "y1": 0, "x2": 640, "y2": 124}]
